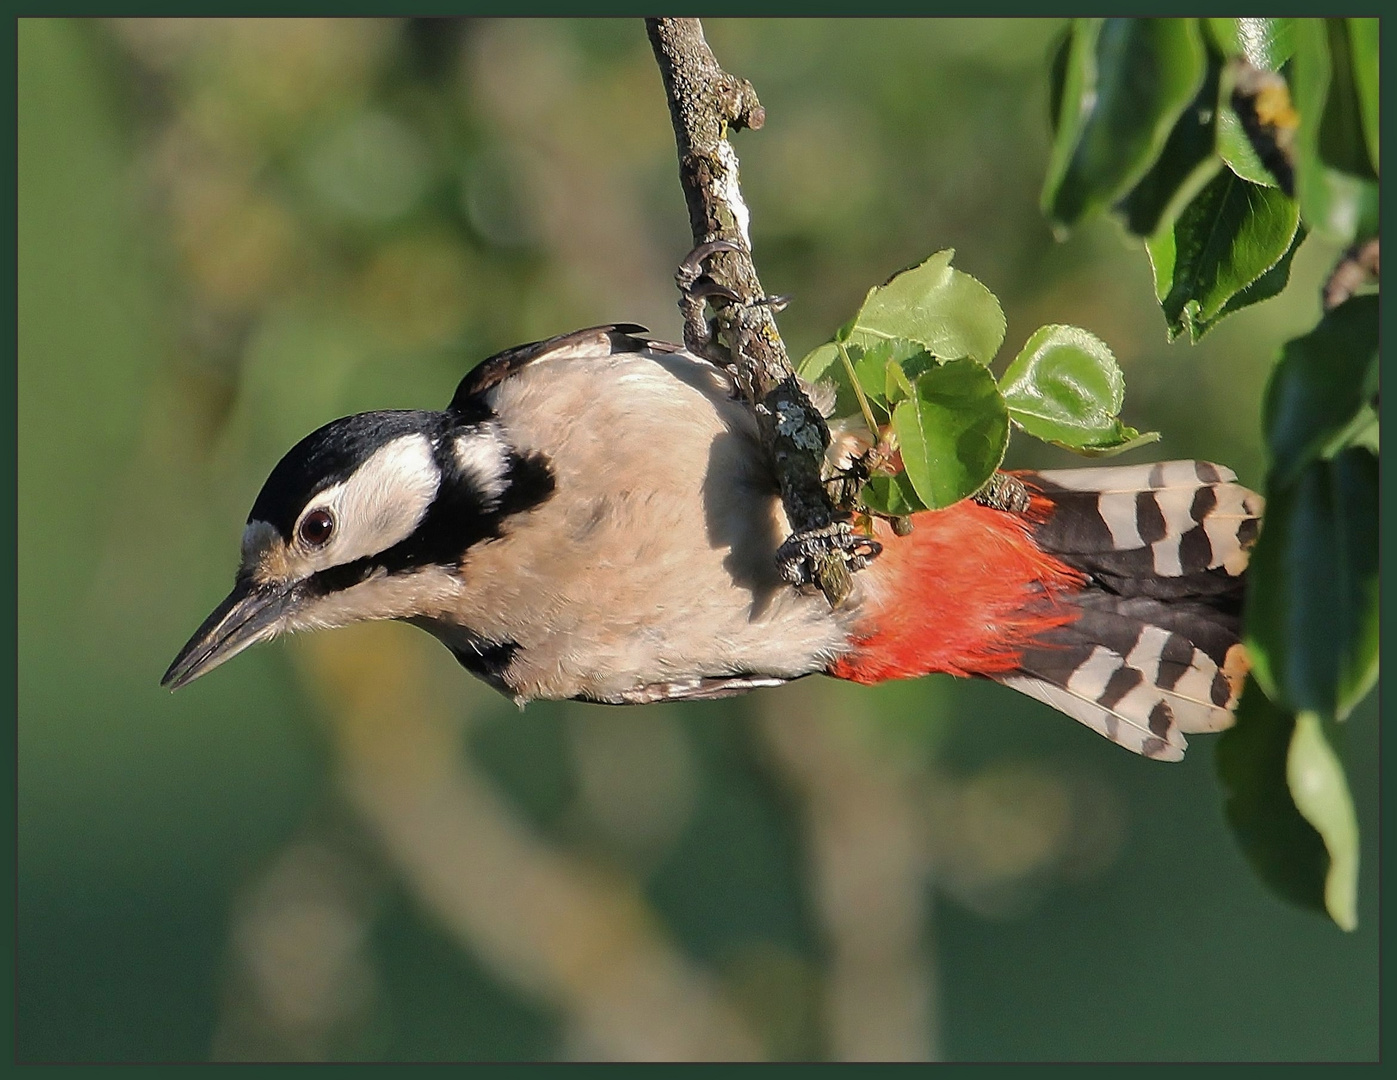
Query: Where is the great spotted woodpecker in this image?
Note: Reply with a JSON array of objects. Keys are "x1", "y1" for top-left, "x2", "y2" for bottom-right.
[{"x1": 164, "y1": 324, "x2": 1261, "y2": 761}]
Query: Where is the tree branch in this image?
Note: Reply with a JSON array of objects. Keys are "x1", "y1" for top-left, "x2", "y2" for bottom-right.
[
  {"x1": 646, "y1": 17, "x2": 878, "y2": 608},
  {"x1": 1323, "y1": 236, "x2": 1379, "y2": 312}
]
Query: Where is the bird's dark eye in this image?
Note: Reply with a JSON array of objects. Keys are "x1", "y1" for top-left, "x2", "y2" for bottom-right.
[{"x1": 298, "y1": 508, "x2": 335, "y2": 547}]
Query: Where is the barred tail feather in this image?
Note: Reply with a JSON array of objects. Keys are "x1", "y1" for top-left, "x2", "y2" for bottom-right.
[{"x1": 996, "y1": 460, "x2": 1262, "y2": 761}]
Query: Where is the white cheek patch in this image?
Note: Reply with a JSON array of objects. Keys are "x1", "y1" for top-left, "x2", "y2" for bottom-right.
[
  {"x1": 454, "y1": 426, "x2": 509, "y2": 505},
  {"x1": 299, "y1": 433, "x2": 441, "y2": 571}
]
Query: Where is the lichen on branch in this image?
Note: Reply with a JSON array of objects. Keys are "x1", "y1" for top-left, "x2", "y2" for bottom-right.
[{"x1": 646, "y1": 17, "x2": 877, "y2": 607}]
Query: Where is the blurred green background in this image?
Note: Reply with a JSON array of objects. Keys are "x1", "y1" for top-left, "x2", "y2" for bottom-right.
[{"x1": 17, "y1": 18, "x2": 1377, "y2": 1062}]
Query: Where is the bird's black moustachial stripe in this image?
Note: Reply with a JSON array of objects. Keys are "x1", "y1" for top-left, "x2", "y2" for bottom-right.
[{"x1": 302, "y1": 444, "x2": 556, "y2": 599}]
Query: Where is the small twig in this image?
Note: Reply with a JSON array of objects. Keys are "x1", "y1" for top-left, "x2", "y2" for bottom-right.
[
  {"x1": 646, "y1": 17, "x2": 878, "y2": 608},
  {"x1": 1323, "y1": 236, "x2": 1379, "y2": 312}
]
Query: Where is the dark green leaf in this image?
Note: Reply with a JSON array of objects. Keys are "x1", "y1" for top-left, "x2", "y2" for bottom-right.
[
  {"x1": 1211, "y1": 223, "x2": 1306, "y2": 327},
  {"x1": 1216, "y1": 680, "x2": 1329, "y2": 919},
  {"x1": 1347, "y1": 19, "x2": 1378, "y2": 174},
  {"x1": 1325, "y1": 404, "x2": 1378, "y2": 458},
  {"x1": 999, "y1": 324, "x2": 1120, "y2": 445},
  {"x1": 1287, "y1": 711, "x2": 1360, "y2": 930},
  {"x1": 1217, "y1": 102, "x2": 1282, "y2": 188},
  {"x1": 1316, "y1": 19, "x2": 1375, "y2": 179},
  {"x1": 1116, "y1": 44, "x2": 1223, "y2": 237},
  {"x1": 1206, "y1": 18, "x2": 1296, "y2": 70},
  {"x1": 1043, "y1": 18, "x2": 1207, "y2": 232},
  {"x1": 1047, "y1": 25, "x2": 1071, "y2": 138},
  {"x1": 1262, "y1": 294, "x2": 1377, "y2": 486},
  {"x1": 1245, "y1": 447, "x2": 1379, "y2": 721},
  {"x1": 860, "y1": 471, "x2": 926, "y2": 516},
  {"x1": 849, "y1": 250, "x2": 1006, "y2": 365},
  {"x1": 1145, "y1": 167, "x2": 1300, "y2": 340},
  {"x1": 1291, "y1": 19, "x2": 1380, "y2": 243},
  {"x1": 892, "y1": 358, "x2": 1009, "y2": 510}
]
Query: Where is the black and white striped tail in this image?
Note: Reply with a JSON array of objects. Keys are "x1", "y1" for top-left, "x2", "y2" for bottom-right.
[{"x1": 999, "y1": 461, "x2": 1262, "y2": 761}]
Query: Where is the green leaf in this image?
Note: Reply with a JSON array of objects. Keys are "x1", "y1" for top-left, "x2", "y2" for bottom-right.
[
  {"x1": 884, "y1": 350, "x2": 916, "y2": 405},
  {"x1": 797, "y1": 342, "x2": 862, "y2": 422},
  {"x1": 1291, "y1": 19, "x2": 1379, "y2": 243},
  {"x1": 1115, "y1": 44, "x2": 1223, "y2": 237},
  {"x1": 1347, "y1": 19, "x2": 1378, "y2": 174},
  {"x1": 847, "y1": 250, "x2": 1006, "y2": 365},
  {"x1": 1245, "y1": 447, "x2": 1379, "y2": 722},
  {"x1": 857, "y1": 338, "x2": 935, "y2": 412},
  {"x1": 1145, "y1": 167, "x2": 1300, "y2": 340},
  {"x1": 1211, "y1": 223, "x2": 1306, "y2": 326},
  {"x1": 999, "y1": 325, "x2": 1121, "y2": 445},
  {"x1": 1325, "y1": 403, "x2": 1379, "y2": 458},
  {"x1": 892, "y1": 358, "x2": 1009, "y2": 510},
  {"x1": 1043, "y1": 18, "x2": 1207, "y2": 232},
  {"x1": 999, "y1": 325, "x2": 1160, "y2": 456},
  {"x1": 1062, "y1": 427, "x2": 1162, "y2": 458},
  {"x1": 800, "y1": 336, "x2": 943, "y2": 425},
  {"x1": 1262, "y1": 294, "x2": 1377, "y2": 487},
  {"x1": 851, "y1": 342, "x2": 893, "y2": 416},
  {"x1": 1216, "y1": 680, "x2": 1330, "y2": 920},
  {"x1": 1288, "y1": 712, "x2": 1360, "y2": 930},
  {"x1": 1047, "y1": 25, "x2": 1071, "y2": 138},
  {"x1": 860, "y1": 471, "x2": 926, "y2": 516},
  {"x1": 1316, "y1": 19, "x2": 1376, "y2": 180},
  {"x1": 1206, "y1": 18, "x2": 1296, "y2": 70},
  {"x1": 1216, "y1": 103, "x2": 1281, "y2": 188}
]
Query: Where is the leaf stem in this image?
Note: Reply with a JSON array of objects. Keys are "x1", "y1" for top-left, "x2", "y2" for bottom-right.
[{"x1": 836, "y1": 340, "x2": 881, "y2": 439}]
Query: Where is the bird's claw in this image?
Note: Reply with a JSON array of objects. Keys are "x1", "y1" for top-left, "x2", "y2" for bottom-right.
[
  {"x1": 683, "y1": 277, "x2": 741, "y2": 305},
  {"x1": 677, "y1": 238, "x2": 744, "y2": 362},
  {"x1": 676, "y1": 239, "x2": 793, "y2": 363},
  {"x1": 775, "y1": 520, "x2": 882, "y2": 607},
  {"x1": 676, "y1": 238, "x2": 744, "y2": 290}
]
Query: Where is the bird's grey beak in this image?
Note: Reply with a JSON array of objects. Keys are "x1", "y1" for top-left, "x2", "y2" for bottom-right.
[{"x1": 162, "y1": 576, "x2": 294, "y2": 690}]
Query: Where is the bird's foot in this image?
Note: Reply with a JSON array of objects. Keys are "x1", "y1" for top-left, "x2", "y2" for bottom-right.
[
  {"x1": 775, "y1": 520, "x2": 882, "y2": 607},
  {"x1": 971, "y1": 472, "x2": 1031, "y2": 513},
  {"x1": 676, "y1": 239, "x2": 741, "y2": 363},
  {"x1": 675, "y1": 239, "x2": 790, "y2": 364}
]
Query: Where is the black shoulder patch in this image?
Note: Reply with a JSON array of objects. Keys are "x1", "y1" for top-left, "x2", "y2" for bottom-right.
[
  {"x1": 447, "y1": 323, "x2": 657, "y2": 420},
  {"x1": 370, "y1": 439, "x2": 555, "y2": 576},
  {"x1": 449, "y1": 637, "x2": 520, "y2": 694}
]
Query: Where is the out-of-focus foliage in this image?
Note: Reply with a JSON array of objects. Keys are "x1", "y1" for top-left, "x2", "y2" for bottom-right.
[
  {"x1": 1041, "y1": 17, "x2": 1378, "y2": 930},
  {"x1": 18, "y1": 18, "x2": 1376, "y2": 1062}
]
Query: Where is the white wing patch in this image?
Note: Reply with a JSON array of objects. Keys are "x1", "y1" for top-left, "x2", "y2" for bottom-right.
[{"x1": 454, "y1": 425, "x2": 509, "y2": 505}]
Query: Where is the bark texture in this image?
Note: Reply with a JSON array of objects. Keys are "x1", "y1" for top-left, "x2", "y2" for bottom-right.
[{"x1": 647, "y1": 17, "x2": 877, "y2": 607}]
